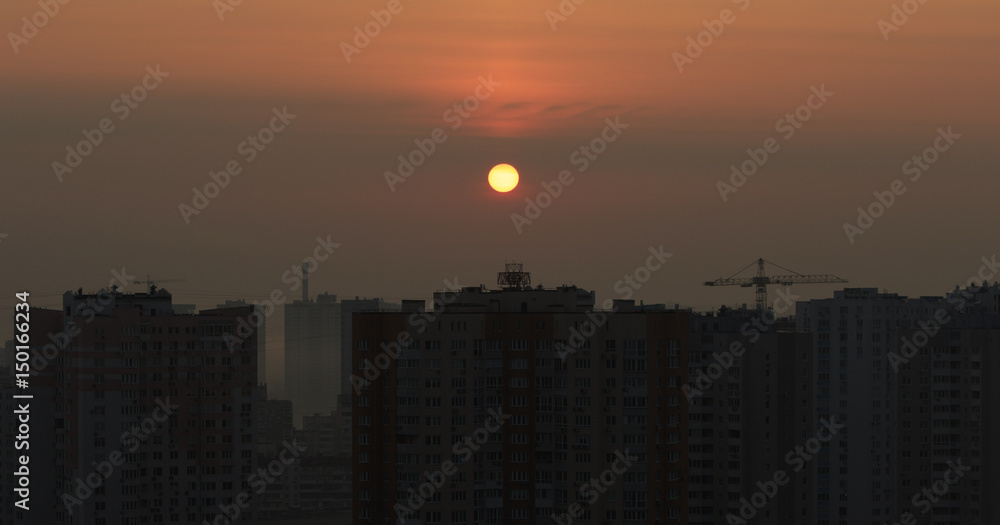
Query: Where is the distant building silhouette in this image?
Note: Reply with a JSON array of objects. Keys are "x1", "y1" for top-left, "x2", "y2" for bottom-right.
[
  {"x1": 285, "y1": 292, "x2": 397, "y2": 427},
  {"x1": 285, "y1": 292, "x2": 341, "y2": 426}
]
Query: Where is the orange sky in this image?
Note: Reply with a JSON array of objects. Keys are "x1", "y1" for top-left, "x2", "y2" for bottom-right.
[
  {"x1": 4, "y1": 0, "x2": 997, "y2": 131},
  {"x1": 1, "y1": 0, "x2": 998, "y2": 392}
]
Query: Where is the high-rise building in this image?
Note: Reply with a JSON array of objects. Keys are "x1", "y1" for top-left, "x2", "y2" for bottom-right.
[
  {"x1": 1, "y1": 354, "x2": 58, "y2": 525},
  {"x1": 340, "y1": 297, "x2": 387, "y2": 399},
  {"x1": 5, "y1": 287, "x2": 262, "y2": 525},
  {"x1": 286, "y1": 290, "x2": 397, "y2": 426},
  {"x1": 892, "y1": 285, "x2": 1000, "y2": 525},
  {"x1": 796, "y1": 288, "x2": 917, "y2": 524},
  {"x1": 352, "y1": 279, "x2": 690, "y2": 525},
  {"x1": 339, "y1": 297, "x2": 399, "y2": 456},
  {"x1": 285, "y1": 292, "x2": 341, "y2": 425},
  {"x1": 218, "y1": 299, "x2": 267, "y2": 388},
  {"x1": 687, "y1": 308, "x2": 816, "y2": 525},
  {"x1": 797, "y1": 286, "x2": 1000, "y2": 525}
]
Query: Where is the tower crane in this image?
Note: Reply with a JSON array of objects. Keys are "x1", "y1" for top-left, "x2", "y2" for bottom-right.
[
  {"x1": 133, "y1": 275, "x2": 186, "y2": 293},
  {"x1": 704, "y1": 258, "x2": 847, "y2": 311}
]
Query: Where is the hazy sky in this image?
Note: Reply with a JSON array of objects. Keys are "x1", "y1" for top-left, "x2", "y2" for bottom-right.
[{"x1": 2, "y1": 0, "x2": 998, "y2": 390}]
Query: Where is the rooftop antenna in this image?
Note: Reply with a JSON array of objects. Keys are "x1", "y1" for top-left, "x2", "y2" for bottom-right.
[
  {"x1": 498, "y1": 262, "x2": 531, "y2": 290},
  {"x1": 302, "y1": 262, "x2": 309, "y2": 302}
]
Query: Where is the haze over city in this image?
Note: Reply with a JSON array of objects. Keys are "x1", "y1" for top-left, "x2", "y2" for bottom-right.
[
  {"x1": 3, "y1": 0, "x2": 998, "y2": 391},
  {"x1": 1, "y1": 1, "x2": 999, "y2": 523}
]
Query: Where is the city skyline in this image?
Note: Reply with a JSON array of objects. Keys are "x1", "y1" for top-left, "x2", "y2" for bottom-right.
[
  {"x1": 8, "y1": 254, "x2": 1000, "y2": 395},
  {"x1": 9, "y1": 261, "x2": 998, "y2": 399},
  {"x1": 2, "y1": 1, "x2": 998, "y2": 523}
]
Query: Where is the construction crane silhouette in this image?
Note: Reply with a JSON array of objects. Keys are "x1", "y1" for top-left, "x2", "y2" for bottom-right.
[
  {"x1": 704, "y1": 258, "x2": 847, "y2": 311},
  {"x1": 133, "y1": 275, "x2": 186, "y2": 293}
]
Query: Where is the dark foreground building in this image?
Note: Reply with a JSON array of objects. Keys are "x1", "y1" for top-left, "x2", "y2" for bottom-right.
[
  {"x1": 0, "y1": 287, "x2": 262, "y2": 525},
  {"x1": 352, "y1": 275, "x2": 690, "y2": 525}
]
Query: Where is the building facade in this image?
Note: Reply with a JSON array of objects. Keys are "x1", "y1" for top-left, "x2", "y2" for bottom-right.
[
  {"x1": 687, "y1": 308, "x2": 816, "y2": 525},
  {"x1": 797, "y1": 286, "x2": 1000, "y2": 525},
  {"x1": 352, "y1": 284, "x2": 690, "y2": 525},
  {"x1": 5, "y1": 287, "x2": 262, "y2": 525},
  {"x1": 217, "y1": 299, "x2": 267, "y2": 389}
]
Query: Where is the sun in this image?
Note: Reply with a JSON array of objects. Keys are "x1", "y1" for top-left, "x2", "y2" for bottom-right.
[{"x1": 488, "y1": 164, "x2": 519, "y2": 193}]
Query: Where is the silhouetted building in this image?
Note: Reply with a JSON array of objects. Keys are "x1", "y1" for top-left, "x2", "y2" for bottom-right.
[
  {"x1": 353, "y1": 283, "x2": 690, "y2": 525},
  {"x1": 218, "y1": 299, "x2": 267, "y2": 388},
  {"x1": 1, "y1": 357, "x2": 57, "y2": 524},
  {"x1": 285, "y1": 293, "x2": 341, "y2": 426},
  {"x1": 300, "y1": 412, "x2": 341, "y2": 457},
  {"x1": 797, "y1": 286, "x2": 1000, "y2": 525},
  {"x1": 7, "y1": 287, "x2": 262, "y2": 525},
  {"x1": 687, "y1": 308, "x2": 816, "y2": 525},
  {"x1": 286, "y1": 292, "x2": 397, "y2": 426},
  {"x1": 258, "y1": 391, "x2": 294, "y2": 457}
]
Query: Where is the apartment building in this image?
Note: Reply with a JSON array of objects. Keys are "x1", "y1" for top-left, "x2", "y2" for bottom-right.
[
  {"x1": 8, "y1": 287, "x2": 262, "y2": 525},
  {"x1": 797, "y1": 286, "x2": 1000, "y2": 525},
  {"x1": 687, "y1": 308, "x2": 816, "y2": 525},
  {"x1": 892, "y1": 286, "x2": 1000, "y2": 525},
  {"x1": 352, "y1": 278, "x2": 690, "y2": 525}
]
